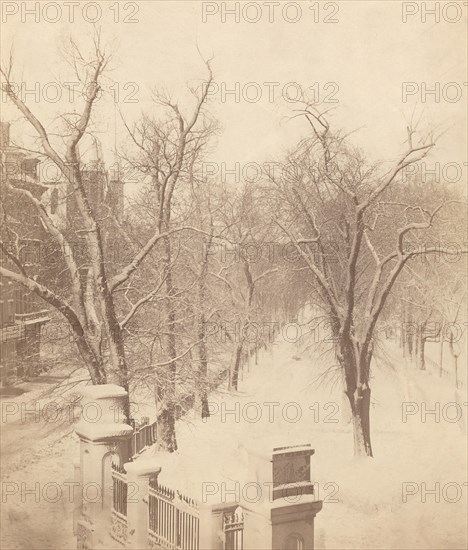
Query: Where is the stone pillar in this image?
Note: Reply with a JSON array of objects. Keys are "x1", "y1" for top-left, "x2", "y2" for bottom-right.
[
  {"x1": 74, "y1": 384, "x2": 133, "y2": 549},
  {"x1": 269, "y1": 444, "x2": 323, "y2": 550},
  {"x1": 198, "y1": 502, "x2": 216, "y2": 550},
  {"x1": 124, "y1": 459, "x2": 161, "y2": 550},
  {"x1": 209, "y1": 502, "x2": 271, "y2": 550},
  {"x1": 271, "y1": 500, "x2": 323, "y2": 550},
  {"x1": 272, "y1": 445, "x2": 315, "y2": 501}
]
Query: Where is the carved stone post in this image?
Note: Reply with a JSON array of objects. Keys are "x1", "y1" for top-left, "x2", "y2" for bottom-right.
[
  {"x1": 124, "y1": 459, "x2": 161, "y2": 549},
  {"x1": 270, "y1": 444, "x2": 323, "y2": 550},
  {"x1": 75, "y1": 384, "x2": 133, "y2": 549}
]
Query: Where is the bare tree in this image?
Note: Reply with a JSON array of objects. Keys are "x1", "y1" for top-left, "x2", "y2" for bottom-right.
[
  {"x1": 214, "y1": 185, "x2": 279, "y2": 391},
  {"x1": 0, "y1": 36, "x2": 210, "y2": 425},
  {"x1": 1, "y1": 35, "x2": 130, "y2": 393},
  {"x1": 122, "y1": 62, "x2": 216, "y2": 450},
  {"x1": 269, "y1": 104, "x2": 468, "y2": 456}
]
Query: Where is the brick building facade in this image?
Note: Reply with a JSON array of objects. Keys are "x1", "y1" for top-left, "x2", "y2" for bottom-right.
[
  {"x1": 0, "y1": 122, "x2": 125, "y2": 386},
  {"x1": 0, "y1": 121, "x2": 51, "y2": 385}
]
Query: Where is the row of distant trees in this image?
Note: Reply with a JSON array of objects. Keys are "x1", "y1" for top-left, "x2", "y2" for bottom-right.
[{"x1": 1, "y1": 31, "x2": 466, "y2": 457}]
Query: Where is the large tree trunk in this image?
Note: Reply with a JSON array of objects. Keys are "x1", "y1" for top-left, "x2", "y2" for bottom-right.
[
  {"x1": 157, "y1": 316, "x2": 177, "y2": 451},
  {"x1": 156, "y1": 236, "x2": 178, "y2": 452},
  {"x1": 341, "y1": 343, "x2": 373, "y2": 458},
  {"x1": 197, "y1": 311, "x2": 210, "y2": 419},
  {"x1": 196, "y1": 244, "x2": 210, "y2": 419},
  {"x1": 347, "y1": 383, "x2": 373, "y2": 457},
  {"x1": 229, "y1": 260, "x2": 254, "y2": 392}
]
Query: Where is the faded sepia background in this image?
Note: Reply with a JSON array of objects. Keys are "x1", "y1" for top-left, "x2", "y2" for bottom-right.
[
  {"x1": 1, "y1": 1, "x2": 467, "y2": 178},
  {"x1": 1, "y1": 2, "x2": 467, "y2": 550}
]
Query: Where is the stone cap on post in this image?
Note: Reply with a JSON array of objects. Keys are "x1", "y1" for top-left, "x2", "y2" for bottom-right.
[
  {"x1": 271, "y1": 444, "x2": 315, "y2": 501},
  {"x1": 124, "y1": 458, "x2": 162, "y2": 479},
  {"x1": 75, "y1": 383, "x2": 133, "y2": 443}
]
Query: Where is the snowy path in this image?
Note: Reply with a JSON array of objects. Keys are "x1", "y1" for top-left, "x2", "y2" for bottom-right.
[{"x1": 1, "y1": 373, "x2": 83, "y2": 549}]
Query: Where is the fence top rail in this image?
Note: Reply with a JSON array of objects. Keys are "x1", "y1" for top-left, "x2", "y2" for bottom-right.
[
  {"x1": 111, "y1": 462, "x2": 127, "y2": 480},
  {"x1": 111, "y1": 508, "x2": 128, "y2": 522},
  {"x1": 148, "y1": 479, "x2": 199, "y2": 511},
  {"x1": 131, "y1": 416, "x2": 151, "y2": 430},
  {"x1": 224, "y1": 511, "x2": 244, "y2": 526}
]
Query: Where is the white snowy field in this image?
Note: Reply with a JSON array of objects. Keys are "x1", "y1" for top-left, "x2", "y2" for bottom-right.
[
  {"x1": 146, "y1": 338, "x2": 467, "y2": 550},
  {"x1": 1, "y1": 336, "x2": 466, "y2": 549}
]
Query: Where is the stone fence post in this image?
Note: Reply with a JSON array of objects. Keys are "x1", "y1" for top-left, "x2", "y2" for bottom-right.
[
  {"x1": 270, "y1": 444, "x2": 323, "y2": 550},
  {"x1": 124, "y1": 459, "x2": 161, "y2": 549},
  {"x1": 75, "y1": 384, "x2": 133, "y2": 549}
]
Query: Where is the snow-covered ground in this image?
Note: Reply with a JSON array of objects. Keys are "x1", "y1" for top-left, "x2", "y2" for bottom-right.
[
  {"x1": 1, "y1": 335, "x2": 466, "y2": 549},
  {"x1": 0, "y1": 369, "x2": 85, "y2": 550},
  {"x1": 145, "y1": 337, "x2": 467, "y2": 550}
]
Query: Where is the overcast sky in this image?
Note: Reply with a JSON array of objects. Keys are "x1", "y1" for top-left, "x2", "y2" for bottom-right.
[{"x1": 1, "y1": 0, "x2": 467, "y2": 187}]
